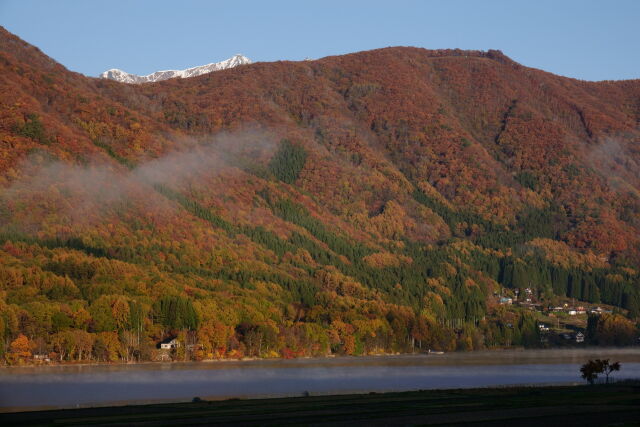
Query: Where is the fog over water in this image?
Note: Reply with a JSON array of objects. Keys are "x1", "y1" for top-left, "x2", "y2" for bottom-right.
[{"x1": 1, "y1": 348, "x2": 639, "y2": 412}]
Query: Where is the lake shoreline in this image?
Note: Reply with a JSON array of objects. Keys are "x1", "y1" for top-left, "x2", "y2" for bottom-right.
[
  {"x1": 2, "y1": 347, "x2": 639, "y2": 412},
  {"x1": 3, "y1": 345, "x2": 638, "y2": 370}
]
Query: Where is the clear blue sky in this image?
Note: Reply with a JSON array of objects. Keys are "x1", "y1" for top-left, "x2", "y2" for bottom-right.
[{"x1": 0, "y1": 0, "x2": 638, "y2": 81}]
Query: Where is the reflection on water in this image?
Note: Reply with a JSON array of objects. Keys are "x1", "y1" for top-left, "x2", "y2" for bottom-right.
[{"x1": 1, "y1": 348, "x2": 639, "y2": 411}]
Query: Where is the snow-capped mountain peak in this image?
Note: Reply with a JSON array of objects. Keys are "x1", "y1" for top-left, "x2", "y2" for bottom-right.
[{"x1": 100, "y1": 54, "x2": 252, "y2": 84}]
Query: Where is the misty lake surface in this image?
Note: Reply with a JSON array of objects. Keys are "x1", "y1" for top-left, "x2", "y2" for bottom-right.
[{"x1": 2, "y1": 348, "x2": 640, "y2": 411}]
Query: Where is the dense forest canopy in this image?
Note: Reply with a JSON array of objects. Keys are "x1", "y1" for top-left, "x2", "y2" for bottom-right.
[{"x1": 0, "y1": 27, "x2": 638, "y2": 363}]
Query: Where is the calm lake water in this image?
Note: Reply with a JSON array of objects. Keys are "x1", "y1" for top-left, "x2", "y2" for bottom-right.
[{"x1": 1, "y1": 348, "x2": 639, "y2": 411}]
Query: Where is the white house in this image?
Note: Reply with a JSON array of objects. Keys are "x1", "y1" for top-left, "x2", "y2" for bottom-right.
[
  {"x1": 160, "y1": 338, "x2": 180, "y2": 350},
  {"x1": 576, "y1": 332, "x2": 585, "y2": 343}
]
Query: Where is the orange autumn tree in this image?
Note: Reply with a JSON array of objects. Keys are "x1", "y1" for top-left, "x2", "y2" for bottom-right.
[{"x1": 7, "y1": 334, "x2": 33, "y2": 363}]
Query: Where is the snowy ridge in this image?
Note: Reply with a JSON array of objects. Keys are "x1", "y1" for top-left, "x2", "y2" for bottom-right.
[{"x1": 100, "y1": 54, "x2": 252, "y2": 84}]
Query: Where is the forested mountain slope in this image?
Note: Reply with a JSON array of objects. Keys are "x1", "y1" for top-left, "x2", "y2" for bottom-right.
[{"x1": 0, "y1": 26, "x2": 638, "y2": 362}]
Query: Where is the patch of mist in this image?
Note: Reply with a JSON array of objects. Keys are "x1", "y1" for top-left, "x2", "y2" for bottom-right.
[
  {"x1": 587, "y1": 137, "x2": 640, "y2": 197},
  {"x1": 0, "y1": 128, "x2": 279, "y2": 236}
]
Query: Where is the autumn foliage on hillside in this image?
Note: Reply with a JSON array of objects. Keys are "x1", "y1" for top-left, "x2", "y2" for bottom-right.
[{"x1": 0, "y1": 27, "x2": 638, "y2": 363}]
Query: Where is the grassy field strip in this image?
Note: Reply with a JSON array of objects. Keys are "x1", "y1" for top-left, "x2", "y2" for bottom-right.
[{"x1": 1, "y1": 384, "x2": 638, "y2": 426}]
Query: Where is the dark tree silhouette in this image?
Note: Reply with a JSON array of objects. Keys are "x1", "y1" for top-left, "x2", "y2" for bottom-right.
[
  {"x1": 602, "y1": 359, "x2": 621, "y2": 384},
  {"x1": 580, "y1": 359, "x2": 621, "y2": 384}
]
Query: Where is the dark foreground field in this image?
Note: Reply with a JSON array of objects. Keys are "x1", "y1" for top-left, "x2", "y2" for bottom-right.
[{"x1": 2, "y1": 383, "x2": 640, "y2": 426}]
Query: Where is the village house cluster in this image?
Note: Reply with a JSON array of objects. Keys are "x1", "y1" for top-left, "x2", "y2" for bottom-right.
[
  {"x1": 496, "y1": 287, "x2": 619, "y2": 345},
  {"x1": 497, "y1": 287, "x2": 613, "y2": 316}
]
